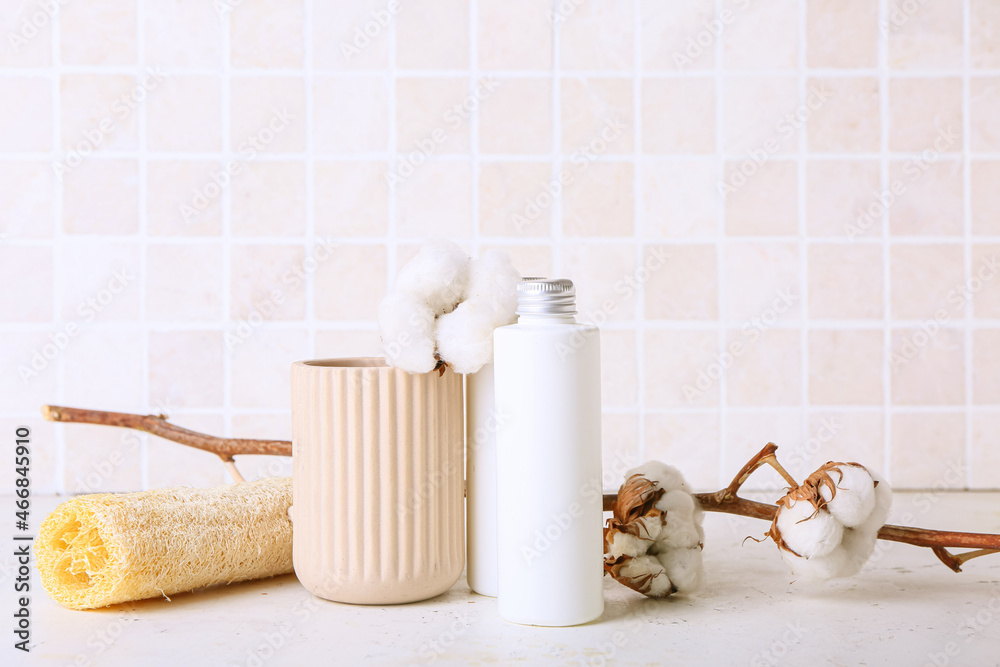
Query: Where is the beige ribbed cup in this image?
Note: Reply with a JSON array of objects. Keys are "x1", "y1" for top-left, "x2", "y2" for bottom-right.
[{"x1": 290, "y1": 358, "x2": 465, "y2": 604}]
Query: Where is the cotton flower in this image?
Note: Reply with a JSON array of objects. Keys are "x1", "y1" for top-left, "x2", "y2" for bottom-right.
[
  {"x1": 769, "y1": 461, "x2": 892, "y2": 580},
  {"x1": 378, "y1": 240, "x2": 520, "y2": 374},
  {"x1": 604, "y1": 462, "x2": 705, "y2": 598}
]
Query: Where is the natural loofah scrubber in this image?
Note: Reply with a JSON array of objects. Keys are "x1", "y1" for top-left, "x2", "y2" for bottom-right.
[{"x1": 35, "y1": 477, "x2": 292, "y2": 610}]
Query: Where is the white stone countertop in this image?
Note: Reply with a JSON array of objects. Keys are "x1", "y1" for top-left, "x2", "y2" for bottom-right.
[{"x1": 6, "y1": 492, "x2": 1000, "y2": 666}]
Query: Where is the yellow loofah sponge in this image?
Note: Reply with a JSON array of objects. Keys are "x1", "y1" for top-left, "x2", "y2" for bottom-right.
[{"x1": 35, "y1": 477, "x2": 293, "y2": 610}]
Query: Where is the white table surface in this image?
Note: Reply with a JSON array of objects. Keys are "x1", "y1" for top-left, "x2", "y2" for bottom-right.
[{"x1": 6, "y1": 492, "x2": 1000, "y2": 666}]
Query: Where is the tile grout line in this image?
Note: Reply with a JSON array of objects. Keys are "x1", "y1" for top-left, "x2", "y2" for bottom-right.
[
  {"x1": 551, "y1": 3, "x2": 562, "y2": 278},
  {"x1": 386, "y1": 4, "x2": 398, "y2": 291},
  {"x1": 470, "y1": 0, "x2": 480, "y2": 257},
  {"x1": 221, "y1": 3, "x2": 234, "y2": 476},
  {"x1": 305, "y1": 0, "x2": 316, "y2": 364},
  {"x1": 798, "y1": 0, "x2": 809, "y2": 458},
  {"x1": 878, "y1": 0, "x2": 892, "y2": 480},
  {"x1": 963, "y1": 0, "x2": 973, "y2": 488},
  {"x1": 714, "y1": 0, "x2": 726, "y2": 489},
  {"x1": 52, "y1": 1, "x2": 65, "y2": 494},
  {"x1": 137, "y1": 0, "x2": 149, "y2": 490},
  {"x1": 633, "y1": 0, "x2": 645, "y2": 468}
]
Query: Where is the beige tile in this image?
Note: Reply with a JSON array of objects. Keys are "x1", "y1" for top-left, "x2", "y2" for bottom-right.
[
  {"x1": 641, "y1": 159, "x2": 718, "y2": 238},
  {"x1": 0, "y1": 77, "x2": 50, "y2": 151},
  {"x1": 315, "y1": 330, "x2": 383, "y2": 358},
  {"x1": 315, "y1": 161, "x2": 388, "y2": 237},
  {"x1": 890, "y1": 327, "x2": 964, "y2": 405},
  {"x1": 0, "y1": 2, "x2": 52, "y2": 67},
  {"x1": 723, "y1": 76, "x2": 798, "y2": 154},
  {"x1": 971, "y1": 245, "x2": 1000, "y2": 318},
  {"x1": 0, "y1": 246, "x2": 52, "y2": 322},
  {"x1": 147, "y1": 161, "x2": 224, "y2": 236},
  {"x1": 0, "y1": 332, "x2": 60, "y2": 411},
  {"x1": 145, "y1": 0, "x2": 223, "y2": 67},
  {"x1": 562, "y1": 243, "x2": 640, "y2": 323},
  {"x1": 232, "y1": 414, "x2": 294, "y2": 481},
  {"x1": 230, "y1": 77, "x2": 306, "y2": 153},
  {"x1": 62, "y1": 329, "x2": 143, "y2": 411},
  {"x1": 806, "y1": 77, "x2": 880, "y2": 153},
  {"x1": 801, "y1": 412, "x2": 885, "y2": 481},
  {"x1": 478, "y1": 162, "x2": 551, "y2": 238},
  {"x1": 889, "y1": 413, "x2": 965, "y2": 489},
  {"x1": 314, "y1": 244, "x2": 386, "y2": 320},
  {"x1": 806, "y1": 0, "x2": 878, "y2": 68},
  {"x1": 0, "y1": 162, "x2": 54, "y2": 238},
  {"x1": 395, "y1": 0, "x2": 468, "y2": 69},
  {"x1": 724, "y1": 411, "x2": 804, "y2": 491},
  {"x1": 313, "y1": 0, "x2": 391, "y2": 70},
  {"x1": 599, "y1": 330, "x2": 639, "y2": 408},
  {"x1": 0, "y1": 418, "x2": 56, "y2": 494},
  {"x1": 315, "y1": 75, "x2": 389, "y2": 153},
  {"x1": 601, "y1": 414, "x2": 642, "y2": 491},
  {"x1": 806, "y1": 160, "x2": 881, "y2": 238},
  {"x1": 887, "y1": 0, "x2": 963, "y2": 70},
  {"x1": 59, "y1": 74, "x2": 138, "y2": 152},
  {"x1": 971, "y1": 162, "x2": 1000, "y2": 235},
  {"x1": 562, "y1": 161, "x2": 633, "y2": 236},
  {"x1": 231, "y1": 0, "x2": 303, "y2": 68},
  {"x1": 62, "y1": 160, "x2": 139, "y2": 234},
  {"x1": 60, "y1": 0, "x2": 135, "y2": 65},
  {"x1": 232, "y1": 161, "x2": 306, "y2": 236},
  {"x1": 644, "y1": 412, "x2": 721, "y2": 491},
  {"x1": 559, "y1": 0, "x2": 634, "y2": 71},
  {"x1": 230, "y1": 328, "x2": 310, "y2": 408},
  {"x1": 726, "y1": 329, "x2": 803, "y2": 407},
  {"x1": 640, "y1": 0, "x2": 716, "y2": 71},
  {"x1": 889, "y1": 78, "x2": 962, "y2": 152},
  {"x1": 57, "y1": 241, "x2": 140, "y2": 322},
  {"x1": 809, "y1": 330, "x2": 883, "y2": 405},
  {"x1": 231, "y1": 244, "x2": 307, "y2": 321},
  {"x1": 644, "y1": 243, "x2": 717, "y2": 320},
  {"x1": 644, "y1": 329, "x2": 720, "y2": 408},
  {"x1": 562, "y1": 78, "x2": 633, "y2": 154},
  {"x1": 971, "y1": 0, "x2": 1000, "y2": 68},
  {"x1": 479, "y1": 78, "x2": 552, "y2": 155},
  {"x1": 723, "y1": 160, "x2": 798, "y2": 236},
  {"x1": 478, "y1": 0, "x2": 552, "y2": 70},
  {"x1": 63, "y1": 424, "x2": 142, "y2": 494},
  {"x1": 723, "y1": 241, "x2": 800, "y2": 323},
  {"x1": 642, "y1": 78, "x2": 715, "y2": 154},
  {"x1": 146, "y1": 75, "x2": 222, "y2": 152},
  {"x1": 970, "y1": 413, "x2": 1000, "y2": 488},
  {"x1": 971, "y1": 78, "x2": 1000, "y2": 152},
  {"x1": 973, "y1": 330, "x2": 1000, "y2": 404},
  {"x1": 889, "y1": 244, "x2": 964, "y2": 319},
  {"x1": 147, "y1": 414, "x2": 227, "y2": 489},
  {"x1": 395, "y1": 77, "x2": 470, "y2": 154},
  {"x1": 149, "y1": 331, "x2": 224, "y2": 408},
  {"x1": 479, "y1": 244, "x2": 553, "y2": 279},
  {"x1": 888, "y1": 160, "x2": 963, "y2": 236},
  {"x1": 808, "y1": 243, "x2": 883, "y2": 319},
  {"x1": 394, "y1": 161, "x2": 472, "y2": 238},
  {"x1": 146, "y1": 243, "x2": 224, "y2": 321},
  {"x1": 722, "y1": 0, "x2": 798, "y2": 69}
]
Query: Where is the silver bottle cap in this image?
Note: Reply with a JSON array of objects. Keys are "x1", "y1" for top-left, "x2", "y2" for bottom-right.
[{"x1": 516, "y1": 278, "x2": 577, "y2": 316}]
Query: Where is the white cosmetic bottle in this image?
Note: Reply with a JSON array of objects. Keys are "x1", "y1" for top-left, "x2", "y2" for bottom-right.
[
  {"x1": 493, "y1": 278, "x2": 604, "y2": 627},
  {"x1": 466, "y1": 362, "x2": 498, "y2": 597}
]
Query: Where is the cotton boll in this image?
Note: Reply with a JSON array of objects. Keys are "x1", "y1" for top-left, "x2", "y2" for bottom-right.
[
  {"x1": 619, "y1": 555, "x2": 672, "y2": 598},
  {"x1": 606, "y1": 530, "x2": 647, "y2": 559},
  {"x1": 627, "y1": 461, "x2": 691, "y2": 495},
  {"x1": 464, "y1": 249, "x2": 520, "y2": 318},
  {"x1": 819, "y1": 464, "x2": 877, "y2": 528},
  {"x1": 860, "y1": 468, "x2": 892, "y2": 532},
  {"x1": 657, "y1": 489, "x2": 696, "y2": 519},
  {"x1": 434, "y1": 301, "x2": 500, "y2": 374},
  {"x1": 394, "y1": 239, "x2": 470, "y2": 315},
  {"x1": 636, "y1": 515, "x2": 663, "y2": 542},
  {"x1": 659, "y1": 516, "x2": 702, "y2": 550},
  {"x1": 776, "y1": 498, "x2": 844, "y2": 559},
  {"x1": 656, "y1": 547, "x2": 702, "y2": 593},
  {"x1": 377, "y1": 293, "x2": 437, "y2": 374}
]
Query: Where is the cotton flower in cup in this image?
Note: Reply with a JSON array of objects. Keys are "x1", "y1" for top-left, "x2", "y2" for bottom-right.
[
  {"x1": 377, "y1": 239, "x2": 520, "y2": 374},
  {"x1": 768, "y1": 461, "x2": 892, "y2": 580},
  {"x1": 604, "y1": 461, "x2": 705, "y2": 598}
]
